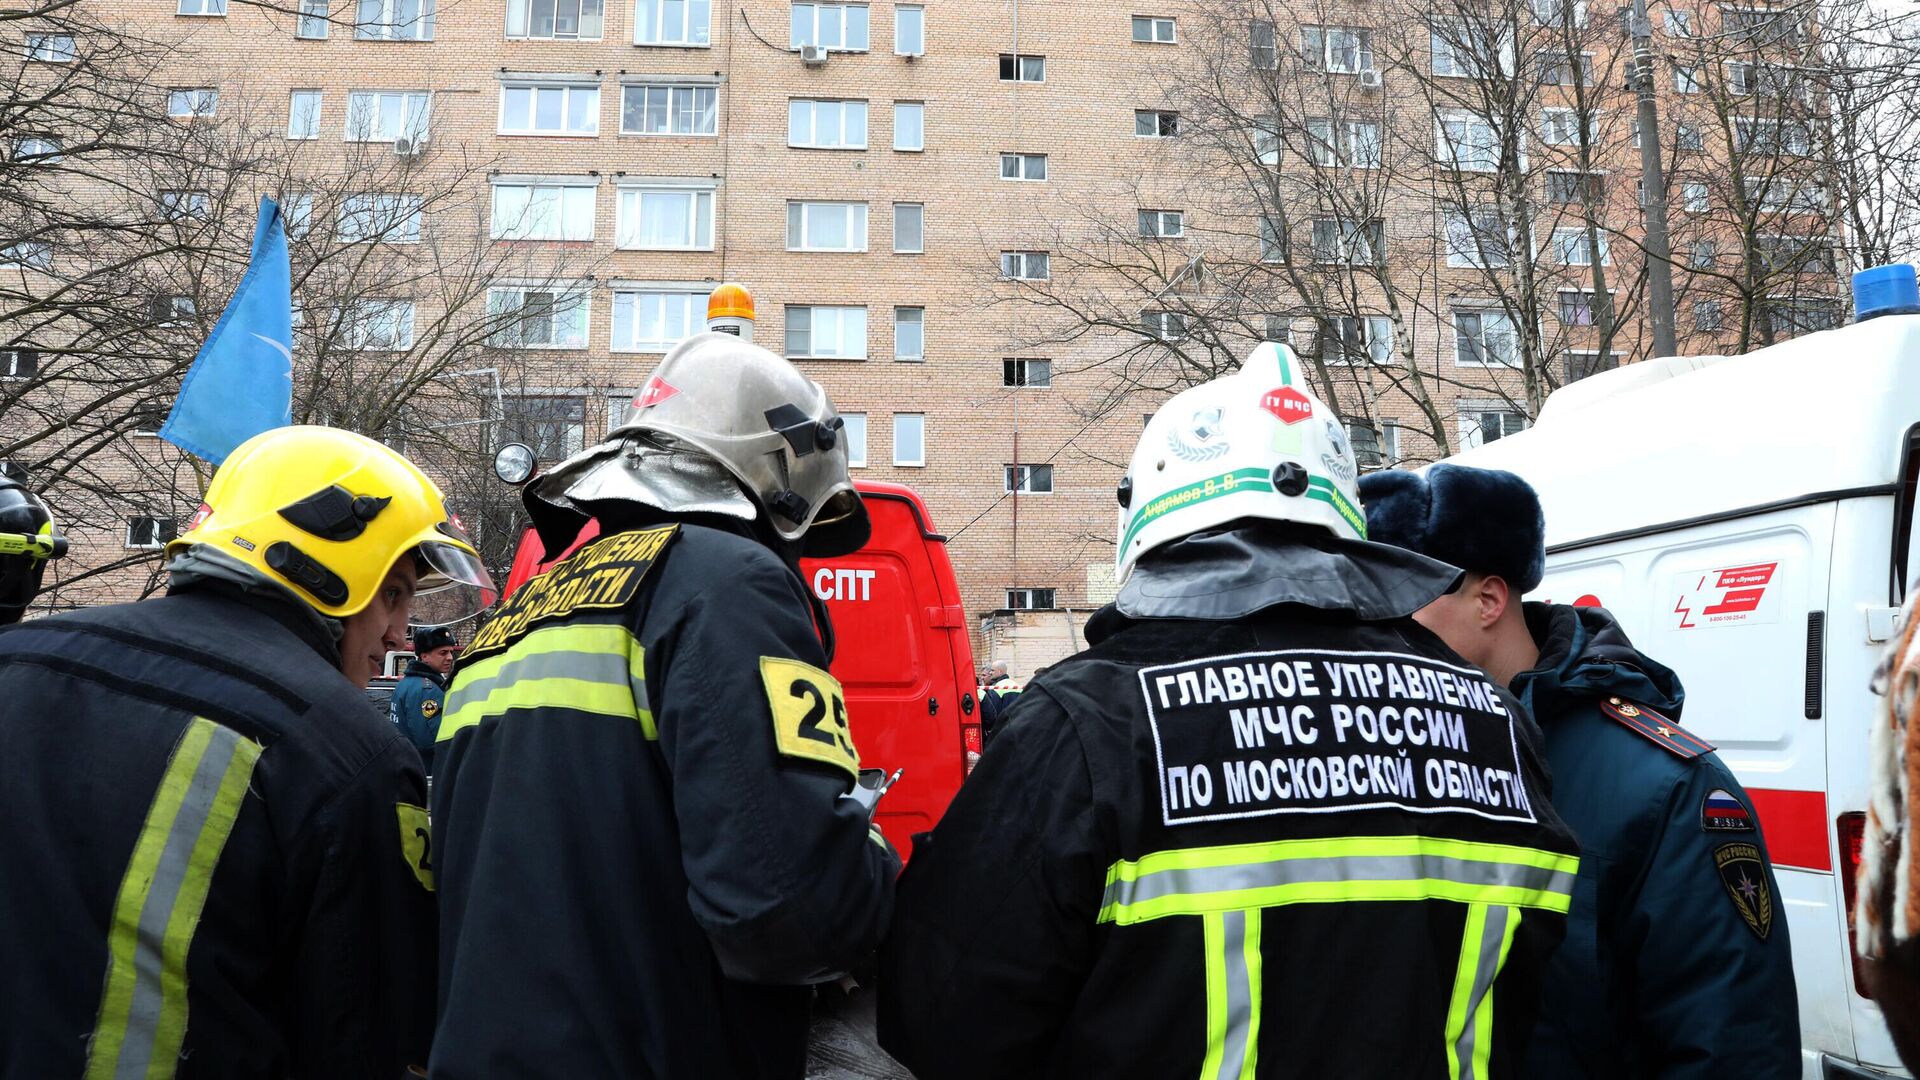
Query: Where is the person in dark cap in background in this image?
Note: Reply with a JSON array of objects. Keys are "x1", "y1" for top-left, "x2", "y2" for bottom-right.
[
  {"x1": 1360, "y1": 463, "x2": 1798, "y2": 1080},
  {"x1": 390, "y1": 625, "x2": 457, "y2": 775}
]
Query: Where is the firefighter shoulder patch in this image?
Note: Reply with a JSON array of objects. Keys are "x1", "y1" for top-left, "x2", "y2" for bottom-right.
[
  {"x1": 1598, "y1": 697, "x2": 1715, "y2": 760},
  {"x1": 761, "y1": 657, "x2": 860, "y2": 780},
  {"x1": 396, "y1": 803, "x2": 434, "y2": 892},
  {"x1": 462, "y1": 525, "x2": 678, "y2": 663},
  {"x1": 1713, "y1": 841, "x2": 1773, "y2": 941}
]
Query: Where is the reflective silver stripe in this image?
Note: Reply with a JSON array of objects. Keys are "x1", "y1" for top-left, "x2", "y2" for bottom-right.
[
  {"x1": 447, "y1": 646, "x2": 637, "y2": 708},
  {"x1": 1215, "y1": 910, "x2": 1255, "y2": 1080},
  {"x1": 1453, "y1": 904, "x2": 1512, "y2": 1080},
  {"x1": 1104, "y1": 853, "x2": 1575, "y2": 912}
]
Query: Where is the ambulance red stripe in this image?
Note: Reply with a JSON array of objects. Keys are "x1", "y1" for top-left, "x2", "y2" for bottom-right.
[{"x1": 1745, "y1": 788, "x2": 1831, "y2": 872}]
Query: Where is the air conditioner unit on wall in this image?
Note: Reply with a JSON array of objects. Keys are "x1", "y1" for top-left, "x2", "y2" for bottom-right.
[
  {"x1": 1358, "y1": 69, "x2": 1383, "y2": 88},
  {"x1": 800, "y1": 44, "x2": 829, "y2": 65},
  {"x1": 394, "y1": 137, "x2": 424, "y2": 157}
]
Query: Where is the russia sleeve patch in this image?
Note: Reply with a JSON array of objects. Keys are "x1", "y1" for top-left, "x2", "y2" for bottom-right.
[
  {"x1": 760, "y1": 657, "x2": 861, "y2": 780},
  {"x1": 1701, "y1": 788, "x2": 1754, "y2": 833}
]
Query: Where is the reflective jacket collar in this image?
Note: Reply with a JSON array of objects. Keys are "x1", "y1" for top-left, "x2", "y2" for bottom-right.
[
  {"x1": 1511, "y1": 602, "x2": 1685, "y2": 720},
  {"x1": 1091, "y1": 523, "x2": 1464, "y2": 644}
]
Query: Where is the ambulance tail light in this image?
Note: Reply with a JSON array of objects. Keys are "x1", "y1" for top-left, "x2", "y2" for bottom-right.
[
  {"x1": 961, "y1": 721, "x2": 982, "y2": 775},
  {"x1": 1839, "y1": 810, "x2": 1871, "y2": 997}
]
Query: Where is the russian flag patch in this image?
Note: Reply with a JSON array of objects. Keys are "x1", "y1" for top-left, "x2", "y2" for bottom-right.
[{"x1": 1702, "y1": 788, "x2": 1754, "y2": 833}]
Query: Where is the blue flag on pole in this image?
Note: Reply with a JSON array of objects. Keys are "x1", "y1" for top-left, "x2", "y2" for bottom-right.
[{"x1": 159, "y1": 196, "x2": 294, "y2": 465}]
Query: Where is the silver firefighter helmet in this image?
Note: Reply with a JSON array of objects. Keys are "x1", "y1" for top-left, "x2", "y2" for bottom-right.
[{"x1": 530, "y1": 332, "x2": 871, "y2": 557}]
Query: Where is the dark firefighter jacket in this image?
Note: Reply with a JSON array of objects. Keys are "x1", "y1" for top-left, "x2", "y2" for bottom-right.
[
  {"x1": 429, "y1": 521, "x2": 899, "y2": 1080},
  {"x1": 878, "y1": 527, "x2": 1581, "y2": 1080},
  {"x1": 0, "y1": 580, "x2": 437, "y2": 1079},
  {"x1": 1514, "y1": 603, "x2": 1799, "y2": 1079},
  {"x1": 388, "y1": 659, "x2": 446, "y2": 769}
]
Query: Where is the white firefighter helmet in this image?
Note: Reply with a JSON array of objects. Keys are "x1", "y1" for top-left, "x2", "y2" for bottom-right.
[{"x1": 1115, "y1": 342, "x2": 1366, "y2": 581}]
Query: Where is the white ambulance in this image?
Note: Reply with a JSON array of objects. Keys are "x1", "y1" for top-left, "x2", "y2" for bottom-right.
[{"x1": 1447, "y1": 270, "x2": 1920, "y2": 1080}]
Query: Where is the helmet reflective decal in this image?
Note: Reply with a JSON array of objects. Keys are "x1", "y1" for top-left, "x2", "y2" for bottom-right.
[
  {"x1": 1167, "y1": 407, "x2": 1230, "y2": 462},
  {"x1": 633, "y1": 375, "x2": 680, "y2": 409},
  {"x1": 1320, "y1": 420, "x2": 1357, "y2": 486},
  {"x1": 1260, "y1": 386, "x2": 1314, "y2": 425}
]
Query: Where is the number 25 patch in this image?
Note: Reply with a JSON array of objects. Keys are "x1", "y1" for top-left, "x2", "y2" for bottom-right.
[{"x1": 761, "y1": 657, "x2": 861, "y2": 780}]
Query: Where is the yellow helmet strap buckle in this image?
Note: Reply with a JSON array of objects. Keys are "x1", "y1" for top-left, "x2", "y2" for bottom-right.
[
  {"x1": 264, "y1": 541, "x2": 351, "y2": 607},
  {"x1": 279, "y1": 485, "x2": 393, "y2": 543}
]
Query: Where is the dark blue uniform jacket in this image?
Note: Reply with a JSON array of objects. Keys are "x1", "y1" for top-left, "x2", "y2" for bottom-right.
[
  {"x1": 389, "y1": 659, "x2": 446, "y2": 767},
  {"x1": 1514, "y1": 602, "x2": 1799, "y2": 1079}
]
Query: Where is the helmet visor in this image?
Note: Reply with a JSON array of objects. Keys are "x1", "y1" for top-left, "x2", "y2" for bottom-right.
[{"x1": 409, "y1": 528, "x2": 499, "y2": 626}]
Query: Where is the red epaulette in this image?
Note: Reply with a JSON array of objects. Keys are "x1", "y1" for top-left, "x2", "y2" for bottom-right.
[{"x1": 1598, "y1": 696, "x2": 1715, "y2": 760}]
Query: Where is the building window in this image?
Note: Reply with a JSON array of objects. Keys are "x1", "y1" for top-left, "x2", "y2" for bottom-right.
[
  {"x1": 1, "y1": 348, "x2": 40, "y2": 378},
  {"x1": 1142, "y1": 310, "x2": 1187, "y2": 341},
  {"x1": 1437, "y1": 110, "x2": 1500, "y2": 171},
  {"x1": 1538, "y1": 52, "x2": 1594, "y2": 86},
  {"x1": 1734, "y1": 118, "x2": 1812, "y2": 156},
  {"x1": 1665, "y1": 9, "x2": 1693, "y2": 34},
  {"x1": 492, "y1": 182, "x2": 596, "y2": 241},
  {"x1": 1530, "y1": 0, "x2": 1587, "y2": 24},
  {"x1": 1540, "y1": 107, "x2": 1592, "y2": 147},
  {"x1": 893, "y1": 101, "x2": 923, "y2": 150},
  {"x1": 296, "y1": 0, "x2": 329, "y2": 37},
  {"x1": 893, "y1": 413, "x2": 924, "y2": 466},
  {"x1": 167, "y1": 88, "x2": 218, "y2": 118},
  {"x1": 1138, "y1": 209, "x2": 1184, "y2": 238},
  {"x1": 26, "y1": 33, "x2": 76, "y2": 62},
  {"x1": 488, "y1": 285, "x2": 589, "y2": 348},
  {"x1": 1348, "y1": 422, "x2": 1385, "y2": 468},
  {"x1": 1767, "y1": 297, "x2": 1842, "y2": 336},
  {"x1": 786, "y1": 305, "x2": 868, "y2": 359},
  {"x1": 1000, "y1": 251, "x2": 1050, "y2": 280},
  {"x1": 1320, "y1": 315, "x2": 1391, "y2": 365},
  {"x1": 1755, "y1": 235, "x2": 1836, "y2": 275},
  {"x1": 1004, "y1": 464, "x2": 1054, "y2": 493},
  {"x1": 1453, "y1": 308, "x2": 1518, "y2": 366},
  {"x1": 12, "y1": 136, "x2": 60, "y2": 163},
  {"x1": 843, "y1": 413, "x2": 868, "y2": 466},
  {"x1": 894, "y1": 306, "x2": 924, "y2": 359},
  {"x1": 126, "y1": 516, "x2": 178, "y2": 550},
  {"x1": 999, "y1": 53, "x2": 1045, "y2": 81},
  {"x1": 1672, "y1": 65, "x2": 1700, "y2": 93},
  {"x1": 1301, "y1": 25, "x2": 1372, "y2": 72},
  {"x1": 893, "y1": 202, "x2": 924, "y2": 253},
  {"x1": 621, "y1": 84, "x2": 717, "y2": 135},
  {"x1": 1694, "y1": 299, "x2": 1723, "y2": 331},
  {"x1": 345, "y1": 90, "x2": 429, "y2": 143},
  {"x1": 1431, "y1": 19, "x2": 1512, "y2": 78},
  {"x1": 1250, "y1": 18, "x2": 1277, "y2": 69},
  {"x1": 337, "y1": 299, "x2": 416, "y2": 350},
  {"x1": 1258, "y1": 217, "x2": 1286, "y2": 263},
  {"x1": 1312, "y1": 217, "x2": 1383, "y2": 265},
  {"x1": 1135, "y1": 109, "x2": 1179, "y2": 137},
  {"x1": 1545, "y1": 170, "x2": 1602, "y2": 205},
  {"x1": 615, "y1": 185, "x2": 714, "y2": 249},
  {"x1": 1264, "y1": 314, "x2": 1290, "y2": 343},
  {"x1": 999, "y1": 152, "x2": 1047, "y2": 180},
  {"x1": 787, "y1": 201, "x2": 868, "y2": 252},
  {"x1": 501, "y1": 396, "x2": 587, "y2": 460},
  {"x1": 1255, "y1": 118, "x2": 1280, "y2": 166},
  {"x1": 1006, "y1": 588, "x2": 1056, "y2": 609},
  {"x1": 500, "y1": 84, "x2": 600, "y2": 135},
  {"x1": 788, "y1": 98, "x2": 868, "y2": 148},
  {"x1": 1444, "y1": 206, "x2": 1506, "y2": 269},
  {"x1": 1682, "y1": 181, "x2": 1709, "y2": 212},
  {"x1": 339, "y1": 193, "x2": 424, "y2": 243},
  {"x1": 1133, "y1": 15, "x2": 1176, "y2": 43},
  {"x1": 1461, "y1": 406, "x2": 1528, "y2": 448},
  {"x1": 1726, "y1": 7, "x2": 1801, "y2": 46},
  {"x1": 611, "y1": 289, "x2": 703, "y2": 351},
  {"x1": 1557, "y1": 290, "x2": 1600, "y2": 326},
  {"x1": 1306, "y1": 118, "x2": 1382, "y2": 168},
  {"x1": 635, "y1": 0, "x2": 711, "y2": 45},
  {"x1": 1690, "y1": 240, "x2": 1716, "y2": 268},
  {"x1": 1745, "y1": 177, "x2": 1829, "y2": 214},
  {"x1": 355, "y1": 0, "x2": 434, "y2": 40},
  {"x1": 1563, "y1": 349, "x2": 1618, "y2": 382},
  {"x1": 180, "y1": 0, "x2": 228, "y2": 16},
  {"x1": 793, "y1": 2, "x2": 869, "y2": 49},
  {"x1": 1677, "y1": 124, "x2": 1704, "y2": 151},
  {"x1": 895, "y1": 4, "x2": 923, "y2": 54},
  {"x1": 287, "y1": 90, "x2": 323, "y2": 139},
  {"x1": 159, "y1": 190, "x2": 211, "y2": 222},
  {"x1": 1, "y1": 241, "x2": 52, "y2": 270},
  {"x1": 1551, "y1": 226, "x2": 1609, "y2": 266},
  {"x1": 507, "y1": 0, "x2": 603, "y2": 38},
  {"x1": 1003, "y1": 358, "x2": 1051, "y2": 387}
]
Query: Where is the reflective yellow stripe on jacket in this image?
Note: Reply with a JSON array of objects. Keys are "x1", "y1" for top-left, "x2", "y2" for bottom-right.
[
  {"x1": 439, "y1": 621, "x2": 652, "y2": 742},
  {"x1": 1097, "y1": 835, "x2": 1576, "y2": 1080},
  {"x1": 86, "y1": 717, "x2": 261, "y2": 1080}
]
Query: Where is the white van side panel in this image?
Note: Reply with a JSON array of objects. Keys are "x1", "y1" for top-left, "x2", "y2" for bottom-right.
[{"x1": 1538, "y1": 504, "x2": 1844, "y2": 1079}]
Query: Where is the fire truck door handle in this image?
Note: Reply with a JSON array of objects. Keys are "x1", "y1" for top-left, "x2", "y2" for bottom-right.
[
  {"x1": 927, "y1": 696, "x2": 940, "y2": 716},
  {"x1": 961, "y1": 693, "x2": 975, "y2": 715}
]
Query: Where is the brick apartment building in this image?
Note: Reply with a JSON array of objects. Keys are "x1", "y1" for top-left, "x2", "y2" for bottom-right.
[{"x1": 11, "y1": 0, "x2": 1838, "y2": 653}]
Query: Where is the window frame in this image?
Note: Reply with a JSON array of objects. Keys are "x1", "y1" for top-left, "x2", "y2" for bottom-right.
[
  {"x1": 1137, "y1": 208, "x2": 1184, "y2": 238},
  {"x1": 894, "y1": 305, "x2": 924, "y2": 359},
  {"x1": 125, "y1": 515, "x2": 179, "y2": 550},
  {"x1": 999, "y1": 152, "x2": 1048, "y2": 181},
  {"x1": 786, "y1": 200, "x2": 870, "y2": 252},
  {"x1": 614, "y1": 183, "x2": 716, "y2": 250},
  {"x1": 491, "y1": 181, "x2": 598, "y2": 242},
  {"x1": 506, "y1": 0, "x2": 605, "y2": 39},
  {"x1": 337, "y1": 299, "x2": 417, "y2": 351},
  {"x1": 178, "y1": 0, "x2": 228, "y2": 16},
  {"x1": 338, "y1": 192, "x2": 425, "y2": 244},
  {"x1": 1320, "y1": 315, "x2": 1393, "y2": 365},
  {"x1": 792, "y1": 1, "x2": 870, "y2": 51},
  {"x1": 894, "y1": 3, "x2": 924, "y2": 55},
  {"x1": 486, "y1": 283, "x2": 592, "y2": 349},
  {"x1": 788, "y1": 97, "x2": 869, "y2": 149},
  {"x1": 1451, "y1": 307, "x2": 1521, "y2": 367},
  {"x1": 1301, "y1": 25, "x2": 1374, "y2": 73},
  {"x1": 893, "y1": 201, "x2": 924, "y2": 253},
  {"x1": 1458, "y1": 403, "x2": 1528, "y2": 447},
  {"x1": 610, "y1": 287, "x2": 705, "y2": 352},
  {"x1": 620, "y1": 83, "x2": 719, "y2": 136},
  {"x1": 1134, "y1": 109, "x2": 1179, "y2": 138},
  {"x1": 842, "y1": 412, "x2": 868, "y2": 467},
  {"x1": 1436, "y1": 108, "x2": 1506, "y2": 172},
  {"x1": 26, "y1": 33, "x2": 77, "y2": 62},
  {"x1": 1004, "y1": 463, "x2": 1055, "y2": 494},
  {"x1": 892, "y1": 101, "x2": 924, "y2": 150},
  {"x1": 1550, "y1": 225, "x2": 1609, "y2": 266},
  {"x1": 998, "y1": 53, "x2": 1046, "y2": 81},
  {"x1": 892, "y1": 412, "x2": 925, "y2": 466},
  {"x1": 1132, "y1": 15, "x2": 1176, "y2": 43},
  {"x1": 634, "y1": 0, "x2": 712, "y2": 45},
  {"x1": 1311, "y1": 216, "x2": 1385, "y2": 266},
  {"x1": 354, "y1": 0, "x2": 436, "y2": 41},
  {"x1": 1005, "y1": 588, "x2": 1057, "y2": 610},
  {"x1": 344, "y1": 90, "x2": 431, "y2": 143},
  {"x1": 1002, "y1": 357, "x2": 1052, "y2": 387},
  {"x1": 1000, "y1": 250, "x2": 1051, "y2": 281},
  {"x1": 499, "y1": 83, "x2": 602, "y2": 137},
  {"x1": 167, "y1": 88, "x2": 219, "y2": 119},
  {"x1": 785, "y1": 304, "x2": 870, "y2": 360}
]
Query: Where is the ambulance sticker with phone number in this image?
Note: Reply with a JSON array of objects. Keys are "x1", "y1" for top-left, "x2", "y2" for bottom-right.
[{"x1": 761, "y1": 657, "x2": 861, "y2": 779}]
